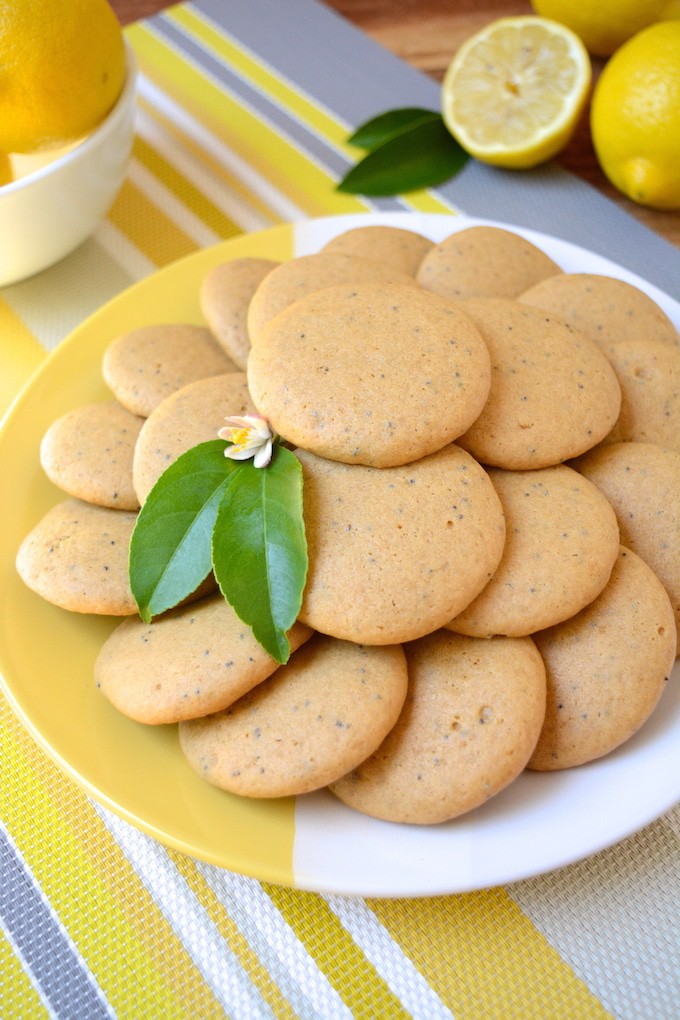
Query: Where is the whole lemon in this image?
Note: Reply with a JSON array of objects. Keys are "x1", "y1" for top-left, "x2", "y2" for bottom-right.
[
  {"x1": 530, "y1": 0, "x2": 680, "y2": 56},
  {"x1": 0, "y1": 0, "x2": 126, "y2": 154},
  {"x1": 591, "y1": 21, "x2": 680, "y2": 210}
]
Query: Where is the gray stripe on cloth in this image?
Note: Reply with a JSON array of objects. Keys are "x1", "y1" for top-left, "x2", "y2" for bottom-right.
[
  {"x1": 151, "y1": 10, "x2": 407, "y2": 214},
  {"x1": 0, "y1": 824, "x2": 114, "y2": 1020},
  {"x1": 191, "y1": 0, "x2": 680, "y2": 299},
  {"x1": 509, "y1": 815, "x2": 680, "y2": 1020}
]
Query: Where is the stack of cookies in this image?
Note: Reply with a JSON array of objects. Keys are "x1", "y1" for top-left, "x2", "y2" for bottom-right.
[{"x1": 16, "y1": 223, "x2": 679, "y2": 826}]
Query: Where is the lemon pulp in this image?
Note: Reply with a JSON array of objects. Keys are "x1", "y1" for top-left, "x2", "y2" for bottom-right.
[{"x1": 441, "y1": 16, "x2": 591, "y2": 170}]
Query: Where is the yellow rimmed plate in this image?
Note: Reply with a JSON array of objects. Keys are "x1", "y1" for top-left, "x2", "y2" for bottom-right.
[{"x1": 1, "y1": 213, "x2": 679, "y2": 897}]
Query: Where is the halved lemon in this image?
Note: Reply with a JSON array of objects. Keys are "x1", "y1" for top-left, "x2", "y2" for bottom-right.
[{"x1": 441, "y1": 16, "x2": 591, "y2": 169}]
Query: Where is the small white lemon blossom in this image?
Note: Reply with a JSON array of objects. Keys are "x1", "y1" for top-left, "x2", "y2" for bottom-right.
[{"x1": 218, "y1": 414, "x2": 275, "y2": 468}]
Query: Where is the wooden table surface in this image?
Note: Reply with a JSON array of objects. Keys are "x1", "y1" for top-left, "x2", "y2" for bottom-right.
[{"x1": 111, "y1": 0, "x2": 680, "y2": 248}]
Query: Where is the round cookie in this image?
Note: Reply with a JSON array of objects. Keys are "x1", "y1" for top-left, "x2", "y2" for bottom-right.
[
  {"x1": 447, "y1": 465, "x2": 619, "y2": 637},
  {"x1": 40, "y1": 401, "x2": 143, "y2": 511},
  {"x1": 330, "y1": 631, "x2": 547, "y2": 825},
  {"x1": 103, "y1": 323, "x2": 238, "y2": 417},
  {"x1": 16, "y1": 499, "x2": 138, "y2": 615},
  {"x1": 179, "y1": 634, "x2": 409, "y2": 798},
  {"x1": 96, "y1": 593, "x2": 313, "y2": 724},
  {"x1": 599, "y1": 339, "x2": 680, "y2": 452},
  {"x1": 246, "y1": 251, "x2": 416, "y2": 344},
  {"x1": 248, "y1": 282, "x2": 491, "y2": 467},
  {"x1": 529, "y1": 546, "x2": 676, "y2": 771},
  {"x1": 455, "y1": 299, "x2": 621, "y2": 469},
  {"x1": 520, "y1": 273, "x2": 680, "y2": 350},
  {"x1": 133, "y1": 373, "x2": 256, "y2": 504},
  {"x1": 416, "y1": 225, "x2": 560, "y2": 301},
  {"x1": 573, "y1": 441, "x2": 680, "y2": 655},
  {"x1": 321, "y1": 225, "x2": 433, "y2": 276},
  {"x1": 296, "y1": 444, "x2": 506, "y2": 645},
  {"x1": 200, "y1": 257, "x2": 279, "y2": 369}
]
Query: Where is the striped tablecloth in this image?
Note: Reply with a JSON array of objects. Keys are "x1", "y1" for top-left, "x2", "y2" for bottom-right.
[{"x1": 1, "y1": 1, "x2": 679, "y2": 1016}]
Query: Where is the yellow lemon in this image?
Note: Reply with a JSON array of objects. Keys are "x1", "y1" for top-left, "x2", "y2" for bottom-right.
[
  {"x1": 591, "y1": 21, "x2": 680, "y2": 209},
  {"x1": 441, "y1": 17, "x2": 591, "y2": 170},
  {"x1": 530, "y1": 0, "x2": 680, "y2": 57},
  {"x1": 0, "y1": 152, "x2": 12, "y2": 187},
  {"x1": 0, "y1": 0, "x2": 126, "y2": 154}
]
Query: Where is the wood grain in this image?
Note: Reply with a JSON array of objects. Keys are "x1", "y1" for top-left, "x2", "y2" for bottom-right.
[{"x1": 112, "y1": 0, "x2": 679, "y2": 247}]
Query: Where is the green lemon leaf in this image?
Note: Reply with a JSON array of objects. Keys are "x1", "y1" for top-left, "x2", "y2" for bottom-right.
[
  {"x1": 338, "y1": 114, "x2": 469, "y2": 196},
  {"x1": 130, "y1": 440, "x2": 238, "y2": 622},
  {"x1": 348, "y1": 107, "x2": 440, "y2": 150},
  {"x1": 212, "y1": 446, "x2": 307, "y2": 664}
]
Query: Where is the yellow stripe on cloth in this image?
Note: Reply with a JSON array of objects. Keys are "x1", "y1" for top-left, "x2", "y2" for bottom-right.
[
  {"x1": 166, "y1": 6, "x2": 457, "y2": 219},
  {"x1": 0, "y1": 923, "x2": 50, "y2": 1020},
  {"x1": 169, "y1": 852, "x2": 299, "y2": 1020},
  {"x1": 135, "y1": 94, "x2": 284, "y2": 228},
  {"x1": 369, "y1": 890, "x2": 613, "y2": 1019},
  {"x1": 0, "y1": 697, "x2": 225, "y2": 1019},
  {"x1": 107, "y1": 177, "x2": 198, "y2": 268},
  {"x1": 132, "y1": 135, "x2": 243, "y2": 241},
  {"x1": 0, "y1": 301, "x2": 46, "y2": 419},
  {"x1": 127, "y1": 24, "x2": 369, "y2": 219},
  {"x1": 265, "y1": 884, "x2": 411, "y2": 1019}
]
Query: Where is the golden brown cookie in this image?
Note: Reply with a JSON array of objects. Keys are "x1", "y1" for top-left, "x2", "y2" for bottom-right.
[
  {"x1": 447, "y1": 465, "x2": 619, "y2": 637},
  {"x1": 455, "y1": 299, "x2": 621, "y2": 468},
  {"x1": 248, "y1": 282, "x2": 491, "y2": 467},
  {"x1": 16, "y1": 499, "x2": 138, "y2": 615},
  {"x1": 179, "y1": 634, "x2": 408, "y2": 798},
  {"x1": 599, "y1": 339, "x2": 680, "y2": 452},
  {"x1": 40, "y1": 401, "x2": 143, "y2": 511},
  {"x1": 246, "y1": 251, "x2": 416, "y2": 344},
  {"x1": 200, "y1": 257, "x2": 279, "y2": 369},
  {"x1": 95, "y1": 593, "x2": 313, "y2": 724},
  {"x1": 573, "y1": 441, "x2": 680, "y2": 655},
  {"x1": 416, "y1": 225, "x2": 560, "y2": 301},
  {"x1": 296, "y1": 445, "x2": 506, "y2": 644},
  {"x1": 133, "y1": 373, "x2": 255, "y2": 504},
  {"x1": 528, "y1": 547, "x2": 676, "y2": 771},
  {"x1": 519, "y1": 273, "x2": 679, "y2": 349},
  {"x1": 321, "y1": 225, "x2": 433, "y2": 276},
  {"x1": 330, "y1": 630, "x2": 546, "y2": 824},
  {"x1": 103, "y1": 323, "x2": 238, "y2": 417}
]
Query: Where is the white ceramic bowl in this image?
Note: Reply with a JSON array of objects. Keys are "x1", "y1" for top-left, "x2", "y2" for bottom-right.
[{"x1": 0, "y1": 41, "x2": 137, "y2": 287}]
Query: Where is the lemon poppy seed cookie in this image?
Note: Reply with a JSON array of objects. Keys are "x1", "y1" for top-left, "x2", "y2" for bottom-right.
[
  {"x1": 246, "y1": 251, "x2": 416, "y2": 344},
  {"x1": 447, "y1": 465, "x2": 619, "y2": 637},
  {"x1": 520, "y1": 273, "x2": 679, "y2": 349},
  {"x1": 574, "y1": 441, "x2": 680, "y2": 655},
  {"x1": 103, "y1": 323, "x2": 238, "y2": 417},
  {"x1": 455, "y1": 299, "x2": 621, "y2": 469},
  {"x1": 599, "y1": 338, "x2": 680, "y2": 452},
  {"x1": 16, "y1": 499, "x2": 138, "y2": 615},
  {"x1": 321, "y1": 225, "x2": 433, "y2": 276},
  {"x1": 330, "y1": 631, "x2": 546, "y2": 825},
  {"x1": 179, "y1": 634, "x2": 408, "y2": 798},
  {"x1": 416, "y1": 225, "x2": 560, "y2": 301},
  {"x1": 40, "y1": 401, "x2": 143, "y2": 511},
  {"x1": 133, "y1": 373, "x2": 256, "y2": 504},
  {"x1": 96, "y1": 593, "x2": 313, "y2": 724},
  {"x1": 248, "y1": 282, "x2": 491, "y2": 467},
  {"x1": 296, "y1": 445, "x2": 505, "y2": 645},
  {"x1": 528, "y1": 547, "x2": 676, "y2": 771},
  {"x1": 200, "y1": 257, "x2": 279, "y2": 369}
]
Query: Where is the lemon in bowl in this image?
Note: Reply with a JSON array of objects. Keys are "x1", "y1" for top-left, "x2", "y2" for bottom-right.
[
  {"x1": 0, "y1": 0, "x2": 135, "y2": 286},
  {"x1": 591, "y1": 20, "x2": 680, "y2": 209},
  {"x1": 441, "y1": 16, "x2": 591, "y2": 170}
]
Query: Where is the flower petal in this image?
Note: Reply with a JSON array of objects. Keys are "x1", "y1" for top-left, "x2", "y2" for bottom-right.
[{"x1": 253, "y1": 439, "x2": 274, "y2": 468}]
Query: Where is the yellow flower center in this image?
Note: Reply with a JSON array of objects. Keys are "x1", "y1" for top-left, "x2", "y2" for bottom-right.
[{"x1": 230, "y1": 427, "x2": 250, "y2": 447}]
